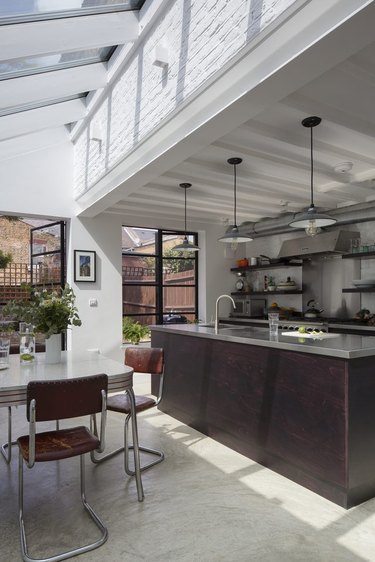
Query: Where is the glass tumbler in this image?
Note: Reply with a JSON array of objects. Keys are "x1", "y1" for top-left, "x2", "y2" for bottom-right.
[
  {"x1": 19, "y1": 323, "x2": 35, "y2": 364},
  {"x1": 268, "y1": 312, "x2": 279, "y2": 337},
  {"x1": 0, "y1": 338, "x2": 10, "y2": 369}
]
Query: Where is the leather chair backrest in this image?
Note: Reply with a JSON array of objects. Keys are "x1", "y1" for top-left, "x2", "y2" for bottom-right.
[
  {"x1": 125, "y1": 347, "x2": 164, "y2": 375},
  {"x1": 26, "y1": 374, "x2": 108, "y2": 422}
]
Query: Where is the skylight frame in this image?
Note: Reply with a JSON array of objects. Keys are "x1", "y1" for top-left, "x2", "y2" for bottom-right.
[
  {"x1": 0, "y1": 47, "x2": 116, "y2": 82},
  {"x1": 0, "y1": 93, "x2": 87, "y2": 119},
  {"x1": 0, "y1": 1, "x2": 146, "y2": 25}
]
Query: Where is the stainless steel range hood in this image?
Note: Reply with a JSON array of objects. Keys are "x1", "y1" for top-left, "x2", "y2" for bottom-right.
[{"x1": 278, "y1": 230, "x2": 360, "y2": 259}]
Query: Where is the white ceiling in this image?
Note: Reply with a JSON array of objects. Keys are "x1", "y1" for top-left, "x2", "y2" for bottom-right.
[
  {"x1": 105, "y1": 39, "x2": 375, "y2": 226},
  {"x1": 1, "y1": 2, "x2": 375, "y2": 229}
]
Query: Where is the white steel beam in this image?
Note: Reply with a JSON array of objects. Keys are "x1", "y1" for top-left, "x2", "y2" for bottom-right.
[
  {"x1": 0, "y1": 99, "x2": 86, "y2": 141},
  {"x1": 0, "y1": 12, "x2": 139, "y2": 60},
  {"x1": 0, "y1": 64, "x2": 106, "y2": 109}
]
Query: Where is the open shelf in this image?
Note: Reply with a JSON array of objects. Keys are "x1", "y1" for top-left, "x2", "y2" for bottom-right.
[
  {"x1": 231, "y1": 290, "x2": 303, "y2": 296},
  {"x1": 231, "y1": 262, "x2": 303, "y2": 273},
  {"x1": 342, "y1": 251, "x2": 375, "y2": 260},
  {"x1": 342, "y1": 287, "x2": 375, "y2": 293}
]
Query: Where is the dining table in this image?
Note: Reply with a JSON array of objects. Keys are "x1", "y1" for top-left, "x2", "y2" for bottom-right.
[{"x1": 0, "y1": 350, "x2": 139, "y2": 475}]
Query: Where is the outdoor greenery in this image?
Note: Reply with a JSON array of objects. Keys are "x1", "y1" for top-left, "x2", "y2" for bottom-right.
[
  {"x1": 3, "y1": 284, "x2": 81, "y2": 338},
  {"x1": 122, "y1": 317, "x2": 150, "y2": 345},
  {"x1": 144, "y1": 247, "x2": 195, "y2": 273},
  {"x1": 0, "y1": 322, "x2": 16, "y2": 334},
  {"x1": 0, "y1": 250, "x2": 12, "y2": 269}
]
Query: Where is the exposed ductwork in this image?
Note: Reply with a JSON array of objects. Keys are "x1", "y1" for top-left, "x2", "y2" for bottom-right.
[{"x1": 239, "y1": 201, "x2": 375, "y2": 238}]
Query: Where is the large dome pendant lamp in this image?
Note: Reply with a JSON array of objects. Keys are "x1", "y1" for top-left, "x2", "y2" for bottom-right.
[
  {"x1": 218, "y1": 157, "x2": 253, "y2": 248},
  {"x1": 289, "y1": 116, "x2": 336, "y2": 237},
  {"x1": 173, "y1": 183, "x2": 200, "y2": 252}
]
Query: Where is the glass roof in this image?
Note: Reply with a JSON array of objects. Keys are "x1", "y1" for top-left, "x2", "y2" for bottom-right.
[
  {"x1": 0, "y1": 46, "x2": 115, "y2": 81},
  {"x1": 0, "y1": 1, "x2": 146, "y2": 24},
  {"x1": 0, "y1": 93, "x2": 87, "y2": 118}
]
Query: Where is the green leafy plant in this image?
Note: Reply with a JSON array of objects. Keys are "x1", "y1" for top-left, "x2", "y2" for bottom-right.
[
  {"x1": 3, "y1": 284, "x2": 82, "y2": 338},
  {"x1": 0, "y1": 250, "x2": 12, "y2": 269},
  {"x1": 122, "y1": 317, "x2": 150, "y2": 345},
  {"x1": 0, "y1": 322, "x2": 16, "y2": 334}
]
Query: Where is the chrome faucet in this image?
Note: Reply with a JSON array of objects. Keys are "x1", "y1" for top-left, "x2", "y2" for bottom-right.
[{"x1": 215, "y1": 294, "x2": 236, "y2": 333}]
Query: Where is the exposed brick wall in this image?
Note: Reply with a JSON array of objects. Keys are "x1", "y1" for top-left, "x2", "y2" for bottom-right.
[
  {"x1": 0, "y1": 218, "x2": 31, "y2": 264},
  {"x1": 0, "y1": 218, "x2": 60, "y2": 264},
  {"x1": 73, "y1": 0, "x2": 297, "y2": 198}
]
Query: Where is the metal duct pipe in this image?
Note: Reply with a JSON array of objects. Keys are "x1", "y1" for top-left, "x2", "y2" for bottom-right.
[{"x1": 239, "y1": 201, "x2": 375, "y2": 239}]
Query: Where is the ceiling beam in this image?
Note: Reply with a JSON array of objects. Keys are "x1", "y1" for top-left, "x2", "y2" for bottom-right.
[
  {"x1": 0, "y1": 64, "x2": 106, "y2": 110},
  {"x1": 0, "y1": 99, "x2": 86, "y2": 141},
  {"x1": 0, "y1": 12, "x2": 139, "y2": 60}
]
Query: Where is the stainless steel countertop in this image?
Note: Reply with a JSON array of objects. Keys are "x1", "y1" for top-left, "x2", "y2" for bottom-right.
[
  {"x1": 225, "y1": 317, "x2": 375, "y2": 332},
  {"x1": 151, "y1": 323, "x2": 375, "y2": 359}
]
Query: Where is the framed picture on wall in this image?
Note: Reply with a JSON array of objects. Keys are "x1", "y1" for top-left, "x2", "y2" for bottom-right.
[{"x1": 74, "y1": 250, "x2": 96, "y2": 282}]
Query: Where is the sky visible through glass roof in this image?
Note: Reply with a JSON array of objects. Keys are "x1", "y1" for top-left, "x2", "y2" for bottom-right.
[{"x1": 0, "y1": 1, "x2": 145, "y2": 21}]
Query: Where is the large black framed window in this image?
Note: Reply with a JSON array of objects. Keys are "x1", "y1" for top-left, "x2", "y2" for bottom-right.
[{"x1": 122, "y1": 227, "x2": 198, "y2": 325}]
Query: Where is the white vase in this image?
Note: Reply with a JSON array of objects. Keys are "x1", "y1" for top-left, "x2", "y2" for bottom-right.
[{"x1": 45, "y1": 334, "x2": 62, "y2": 364}]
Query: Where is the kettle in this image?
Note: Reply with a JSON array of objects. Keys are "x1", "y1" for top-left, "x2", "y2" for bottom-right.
[{"x1": 304, "y1": 299, "x2": 324, "y2": 318}]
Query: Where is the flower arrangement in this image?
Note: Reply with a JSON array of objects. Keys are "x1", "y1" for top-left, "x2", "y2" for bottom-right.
[{"x1": 3, "y1": 284, "x2": 82, "y2": 338}]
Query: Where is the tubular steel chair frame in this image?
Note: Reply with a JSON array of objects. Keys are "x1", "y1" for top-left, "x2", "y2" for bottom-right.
[
  {"x1": 1, "y1": 406, "x2": 15, "y2": 463},
  {"x1": 91, "y1": 347, "x2": 165, "y2": 480},
  {"x1": 17, "y1": 374, "x2": 108, "y2": 562}
]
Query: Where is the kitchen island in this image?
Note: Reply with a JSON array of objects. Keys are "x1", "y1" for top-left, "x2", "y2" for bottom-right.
[{"x1": 151, "y1": 323, "x2": 375, "y2": 508}]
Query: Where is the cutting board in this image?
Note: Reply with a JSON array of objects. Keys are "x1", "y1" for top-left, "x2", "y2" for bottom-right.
[{"x1": 281, "y1": 331, "x2": 339, "y2": 339}]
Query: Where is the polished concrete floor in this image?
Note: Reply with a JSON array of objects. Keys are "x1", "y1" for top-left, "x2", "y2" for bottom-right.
[{"x1": 2, "y1": 376, "x2": 375, "y2": 562}]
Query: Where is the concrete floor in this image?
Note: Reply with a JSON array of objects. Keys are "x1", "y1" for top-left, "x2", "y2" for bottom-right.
[{"x1": 2, "y1": 377, "x2": 375, "y2": 562}]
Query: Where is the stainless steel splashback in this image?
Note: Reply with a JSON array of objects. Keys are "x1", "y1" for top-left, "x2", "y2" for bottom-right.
[{"x1": 278, "y1": 230, "x2": 360, "y2": 259}]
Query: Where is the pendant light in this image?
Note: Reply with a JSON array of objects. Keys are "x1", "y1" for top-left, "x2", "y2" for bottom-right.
[
  {"x1": 218, "y1": 157, "x2": 253, "y2": 246},
  {"x1": 173, "y1": 183, "x2": 200, "y2": 252},
  {"x1": 289, "y1": 116, "x2": 336, "y2": 237}
]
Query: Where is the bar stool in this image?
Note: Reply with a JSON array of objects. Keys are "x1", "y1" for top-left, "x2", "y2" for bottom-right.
[{"x1": 91, "y1": 347, "x2": 165, "y2": 476}]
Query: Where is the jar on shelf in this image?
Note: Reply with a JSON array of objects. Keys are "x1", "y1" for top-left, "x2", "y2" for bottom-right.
[{"x1": 19, "y1": 322, "x2": 35, "y2": 364}]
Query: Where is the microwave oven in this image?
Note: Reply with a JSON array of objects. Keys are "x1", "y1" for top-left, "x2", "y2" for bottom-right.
[{"x1": 232, "y1": 297, "x2": 266, "y2": 318}]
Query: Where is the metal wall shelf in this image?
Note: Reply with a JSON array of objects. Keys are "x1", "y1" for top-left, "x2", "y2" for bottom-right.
[
  {"x1": 231, "y1": 262, "x2": 303, "y2": 273},
  {"x1": 231, "y1": 290, "x2": 303, "y2": 296},
  {"x1": 342, "y1": 251, "x2": 375, "y2": 260},
  {"x1": 342, "y1": 288, "x2": 375, "y2": 293}
]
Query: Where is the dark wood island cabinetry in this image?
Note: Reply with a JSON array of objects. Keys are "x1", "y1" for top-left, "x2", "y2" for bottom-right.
[{"x1": 151, "y1": 324, "x2": 375, "y2": 508}]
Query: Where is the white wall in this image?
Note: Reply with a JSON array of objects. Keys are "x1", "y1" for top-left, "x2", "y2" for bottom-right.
[
  {"x1": 68, "y1": 214, "x2": 124, "y2": 362},
  {"x1": 0, "y1": 139, "x2": 75, "y2": 218}
]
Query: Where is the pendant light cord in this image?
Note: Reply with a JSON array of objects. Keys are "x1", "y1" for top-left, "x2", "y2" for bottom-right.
[
  {"x1": 184, "y1": 186, "x2": 187, "y2": 237},
  {"x1": 310, "y1": 125, "x2": 314, "y2": 208},
  {"x1": 233, "y1": 163, "x2": 237, "y2": 226}
]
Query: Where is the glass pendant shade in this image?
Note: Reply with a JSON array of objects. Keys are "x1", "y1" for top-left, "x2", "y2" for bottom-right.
[
  {"x1": 218, "y1": 158, "x2": 253, "y2": 244},
  {"x1": 173, "y1": 183, "x2": 200, "y2": 252},
  {"x1": 289, "y1": 116, "x2": 336, "y2": 236}
]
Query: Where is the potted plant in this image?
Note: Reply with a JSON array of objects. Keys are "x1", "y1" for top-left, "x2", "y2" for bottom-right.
[
  {"x1": 3, "y1": 285, "x2": 81, "y2": 363},
  {"x1": 122, "y1": 317, "x2": 150, "y2": 345}
]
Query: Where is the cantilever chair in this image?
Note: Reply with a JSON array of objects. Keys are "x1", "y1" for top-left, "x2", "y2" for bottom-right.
[
  {"x1": 91, "y1": 347, "x2": 165, "y2": 477},
  {"x1": 17, "y1": 374, "x2": 108, "y2": 562}
]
